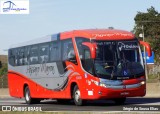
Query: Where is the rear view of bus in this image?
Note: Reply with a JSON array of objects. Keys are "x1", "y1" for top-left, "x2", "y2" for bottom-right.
[{"x1": 8, "y1": 29, "x2": 151, "y2": 106}]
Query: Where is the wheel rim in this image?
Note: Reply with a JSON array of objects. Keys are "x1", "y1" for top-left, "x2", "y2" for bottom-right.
[
  {"x1": 75, "y1": 89, "x2": 80, "y2": 102},
  {"x1": 25, "y1": 89, "x2": 30, "y2": 101}
]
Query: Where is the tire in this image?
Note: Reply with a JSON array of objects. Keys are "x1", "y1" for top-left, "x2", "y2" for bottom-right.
[
  {"x1": 24, "y1": 86, "x2": 40, "y2": 104},
  {"x1": 73, "y1": 85, "x2": 86, "y2": 106},
  {"x1": 113, "y1": 98, "x2": 126, "y2": 105}
]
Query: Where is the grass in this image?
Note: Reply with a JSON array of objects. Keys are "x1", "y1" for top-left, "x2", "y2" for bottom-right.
[
  {"x1": 0, "y1": 75, "x2": 8, "y2": 88},
  {"x1": 147, "y1": 74, "x2": 160, "y2": 83}
]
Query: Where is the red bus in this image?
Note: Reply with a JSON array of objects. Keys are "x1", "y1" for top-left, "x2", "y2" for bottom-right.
[{"x1": 8, "y1": 29, "x2": 152, "y2": 105}]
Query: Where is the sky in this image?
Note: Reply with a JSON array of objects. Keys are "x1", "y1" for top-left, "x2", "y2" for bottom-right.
[{"x1": 0, "y1": 0, "x2": 159, "y2": 55}]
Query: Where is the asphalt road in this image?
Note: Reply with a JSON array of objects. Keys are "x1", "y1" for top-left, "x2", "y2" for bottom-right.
[{"x1": 0, "y1": 97, "x2": 160, "y2": 111}]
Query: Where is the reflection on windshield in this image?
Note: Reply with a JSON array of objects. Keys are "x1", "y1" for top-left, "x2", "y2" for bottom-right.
[
  {"x1": 94, "y1": 40, "x2": 144, "y2": 79},
  {"x1": 95, "y1": 41, "x2": 116, "y2": 76},
  {"x1": 75, "y1": 37, "x2": 144, "y2": 80}
]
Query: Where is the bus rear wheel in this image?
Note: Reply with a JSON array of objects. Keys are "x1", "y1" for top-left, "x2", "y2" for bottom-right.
[
  {"x1": 73, "y1": 85, "x2": 86, "y2": 106},
  {"x1": 24, "y1": 86, "x2": 40, "y2": 104}
]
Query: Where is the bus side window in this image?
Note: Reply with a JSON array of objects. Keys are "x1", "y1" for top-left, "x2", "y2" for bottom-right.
[
  {"x1": 15, "y1": 49, "x2": 20, "y2": 66},
  {"x1": 19, "y1": 47, "x2": 25, "y2": 66},
  {"x1": 24, "y1": 46, "x2": 30, "y2": 65},
  {"x1": 83, "y1": 48, "x2": 94, "y2": 74},
  {"x1": 62, "y1": 39, "x2": 77, "y2": 64},
  {"x1": 75, "y1": 38, "x2": 90, "y2": 60},
  {"x1": 39, "y1": 43, "x2": 49, "y2": 63},
  {"x1": 50, "y1": 41, "x2": 61, "y2": 62},
  {"x1": 9, "y1": 49, "x2": 15, "y2": 66},
  {"x1": 29, "y1": 45, "x2": 38, "y2": 64},
  {"x1": 75, "y1": 38, "x2": 94, "y2": 74}
]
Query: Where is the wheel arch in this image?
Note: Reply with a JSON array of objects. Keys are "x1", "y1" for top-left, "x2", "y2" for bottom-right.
[
  {"x1": 23, "y1": 83, "x2": 28, "y2": 97},
  {"x1": 70, "y1": 82, "x2": 77, "y2": 98}
]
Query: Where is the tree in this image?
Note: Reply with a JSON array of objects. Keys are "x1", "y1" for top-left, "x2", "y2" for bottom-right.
[
  {"x1": 0, "y1": 61, "x2": 2, "y2": 68},
  {"x1": 133, "y1": 6, "x2": 160, "y2": 62},
  {"x1": 0, "y1": 63, "x2": 7, "y2": 77}
]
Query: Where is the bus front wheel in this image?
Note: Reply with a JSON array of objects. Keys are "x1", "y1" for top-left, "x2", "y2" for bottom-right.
[
  {"x1": 73, "y1": 85, "x2": 86, "y2": 106},
  {"x1": 24, "y1": 86, "x2": 40, "y2": 104}
]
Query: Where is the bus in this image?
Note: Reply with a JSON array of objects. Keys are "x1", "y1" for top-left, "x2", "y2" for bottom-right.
[{"x1": 8, "y1": 29, "x2": 152, "y2": 106}]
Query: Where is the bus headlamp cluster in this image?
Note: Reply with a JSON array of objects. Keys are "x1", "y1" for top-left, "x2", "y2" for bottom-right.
[
  {"x1": 94, "y1": 81, "x2": 99, "y2": 86},
  {"x1": 99, "y1": 80, "x2": 146, "y2": 88},
  {"x1": 91, "y1": 79, "x2": 107, "y2": 87},
  {"x1": 138, "y1": 77, "x2": 145, "y2": 85},
  {"x1": 99, "y1": 83, "x2": 107, "y2": 87},
  {"x1": 140, "y1": 81, "x2": 145, "y2": 85},
  {"x1": 99, "y1": 79, "x2": 122, "y2": 88}
]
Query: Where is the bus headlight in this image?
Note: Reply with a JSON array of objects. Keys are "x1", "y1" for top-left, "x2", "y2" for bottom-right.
[
  {"x1": 92, "y1": 80, "x2": 99, "y2": 86},
  {"x1": 100, "y1": 83, "x2": 106, "y2": 87},
  {"x1": 94, "y1": 81, "x2": 99, "y2": 86},
  {"x1": 141, "y1": 81, "x2": 145, "y2": 85}
]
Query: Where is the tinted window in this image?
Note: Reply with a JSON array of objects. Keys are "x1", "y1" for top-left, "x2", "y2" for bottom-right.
[
  {"x1": 14, "y1": 49, "x2": 19, "y2": 66},
  {"x1": 29, "y1": 45, "x2": 38, "y2": 64},
  {"x1": 76, "y1": 37, "x2": 90, "y2": 59},
  {"x1": 62, "y1": 39, "x2": 77, "y2": 64},
  {"x1": 8, "y1": 49, "x2": 15, "y2": 66},
  {"x1": 9, "y1": 48, "x2": 20, "y2": 66},
  {"x1": 50, "y1": 41, "x2": 61, "y2": 62},
  {"x1": 19, "y1": 47, "x2": 25, "y2": 65},
  {"x1": 39, "y1": 43, "x2": 49, "y2": 63},
  {"x1": 24, "y1": 46, "x2": 30, "y2": 65},
  {"x1": 76, "y1": 38, "x2": 93, "y2": 73}
]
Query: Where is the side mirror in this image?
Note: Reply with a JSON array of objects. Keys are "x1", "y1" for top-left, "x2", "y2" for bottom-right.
[
  {"x1": 82, "y1": 42, "x2": 97, "y2": 59},
  {"x1": 139, "y1": 41, "x2": 152, "y2": 57}
]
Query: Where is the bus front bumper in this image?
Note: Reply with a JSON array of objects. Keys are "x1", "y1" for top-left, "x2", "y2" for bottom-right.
[
  {"x1": 98, "y1": 84, "x2": 146, "y2": 99},
  {"x1": 83, "y1": 84, "x2": 146, "y2": 99}
]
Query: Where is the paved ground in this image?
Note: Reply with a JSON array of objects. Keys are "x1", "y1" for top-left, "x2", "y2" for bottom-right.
[
  {"x1": 145, "y1": 83, "x2": 160, "y2": 97},
  {"x1": 0, "y1": 83, "x2": 160, "y2": 112},
  {"x1": 0, "y1": 97, "x2": 160, "y2": 111},
  {"x1": 0, "y1": 83, "x2": 160, "y2": 98}
]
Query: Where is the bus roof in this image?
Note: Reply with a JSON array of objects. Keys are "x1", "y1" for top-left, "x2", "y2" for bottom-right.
[
  {"x1": 10, "y1": 34, "x2": 60, "y2": 49},
  {"x1": 61, "y1": 29, "x2": 135, "y2": 40},
  {"x1": 10, "y1": 29, "x2": 135, "y2": 49}
]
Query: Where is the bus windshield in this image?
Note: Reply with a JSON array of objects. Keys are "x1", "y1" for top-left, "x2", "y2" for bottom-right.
[
  {"x1": 94, "y1": 40, "x2": 144, "y2": 79},
  {"x1": 76, "y1": 38, "x2": 144, "y2": 80}
]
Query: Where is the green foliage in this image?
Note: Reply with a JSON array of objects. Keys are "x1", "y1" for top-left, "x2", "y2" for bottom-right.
[
  {"x1": 133, "y1": 6, "x2": 160, "y2": 62},
  {"x1": 0, "y1": 63, "x2": 8, "y2": 77},
  {"x1": 0, "y1": 63, "x2": 8, "y2": 88},
  {"x1": 134, "y1": 6, "x2": 160, "y2": 37},
  {"x1": 0, "y1": 61, "x2": 2, "y2": 68}
]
